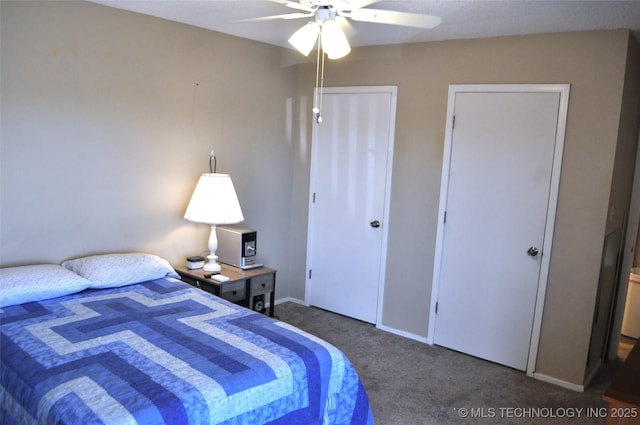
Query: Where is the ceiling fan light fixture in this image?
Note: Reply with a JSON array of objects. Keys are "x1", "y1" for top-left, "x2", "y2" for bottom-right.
[
  {"x1": 320, "y1": 19, "x2": 351, "y2": 59},
  {"x1": 288, "y1": 21, "x2": 320, "y2": 56}
]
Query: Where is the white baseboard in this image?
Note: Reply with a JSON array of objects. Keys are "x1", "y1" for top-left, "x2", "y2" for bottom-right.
[
  {"x1": 532, "y1": 372, "x2": 584, "y2": 392},
  {"x1": 274, "y1": 297, "x2": 306, "y2": 306},
  {"x1": 272, "y1": 300, "x2": 429, "y2": 345},
  {"x1": 376, "y1": 324, "x2": 429, "y2": 344}
]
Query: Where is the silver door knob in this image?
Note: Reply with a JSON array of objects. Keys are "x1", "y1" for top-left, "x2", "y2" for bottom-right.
[
  {"x1": 527, "y1": 246, "x2": 539, "y2": 257},
  {"x1": 370, "y1": 220, "x2": 381, "y2": 228}
]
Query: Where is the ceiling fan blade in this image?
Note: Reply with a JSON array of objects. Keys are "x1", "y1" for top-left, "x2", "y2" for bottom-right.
[
  {"x1": 268, "y1": 0, "x2": 316, "y2": 12},
  {"x1": 239, "y1": 12, "x2": 314, "y2": 22},
  {"x1": 349, "y1": 8, "x2": 442, "y2": 29},
  {"x1": 333, "y1": 0, "x2": 380, "y2": 11}
]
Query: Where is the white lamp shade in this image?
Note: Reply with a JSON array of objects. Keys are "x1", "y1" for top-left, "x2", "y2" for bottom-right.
[
  {"x1": 184, "y1": 173, "x2": 244, "y2": 225},
  {"x1": 288, "y1": 21, "x2": 320, "y2": 56},
  {"x1": 321, "y1": 20, "x2": 351, "y2": 59}
]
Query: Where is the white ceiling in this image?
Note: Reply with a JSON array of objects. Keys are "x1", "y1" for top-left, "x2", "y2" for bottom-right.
[{"x1": 91, "y1": 0, "x2": 640, "y2": 49}]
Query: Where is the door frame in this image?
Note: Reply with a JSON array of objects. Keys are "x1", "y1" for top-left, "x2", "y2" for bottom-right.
[
  {"x1": 427, "y1": 84, "x2": 571, "y2": 376},
  {"x1": 304, "y1": 85, "x2": 397, "y2": 326}
]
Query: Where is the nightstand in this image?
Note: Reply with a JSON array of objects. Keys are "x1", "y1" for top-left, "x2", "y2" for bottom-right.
[{"x1": 175, "y1": 263, "x2": 277, "y2": 317}]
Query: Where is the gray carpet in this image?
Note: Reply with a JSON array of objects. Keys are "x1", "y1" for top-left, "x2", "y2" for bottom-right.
[{"x1": 274, "y1": 302, "x2": 627, "y2": 425}]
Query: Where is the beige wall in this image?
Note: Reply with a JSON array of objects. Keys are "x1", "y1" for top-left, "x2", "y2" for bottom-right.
[
  {"x1": 0, "y1": 1, "x2": 300, "y2": 295},
  {"x1": 3, "y1": 1, "x2": 639, "y2": 388},
  {"x1": 292, "y1": 31, "x2": 639, "y2": 386}
]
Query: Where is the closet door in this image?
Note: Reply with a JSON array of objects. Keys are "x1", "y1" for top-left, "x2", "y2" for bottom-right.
[
  {"x1": 432, "y1": 86, "x2": 569, "y2": 371},
  {"x1": 306, "y1": 86, "x2": 397, "y2": 324}
]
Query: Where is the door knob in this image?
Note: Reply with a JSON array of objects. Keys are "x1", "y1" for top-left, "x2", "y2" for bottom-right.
[
  {"x1": 370, "y1": 220, "x2": 381, "y2": 228},
  {"x1": 527, "y1": 246, "x2": 539, "y2": 257}
]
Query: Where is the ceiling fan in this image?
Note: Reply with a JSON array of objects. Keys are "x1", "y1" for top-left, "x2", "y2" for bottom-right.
[
  {"x1": 247, "y1": 0, "x2": 443, "y2": 59},
  {"x1": 245, "y1": 1, "x2": 442, "y2": 122}
]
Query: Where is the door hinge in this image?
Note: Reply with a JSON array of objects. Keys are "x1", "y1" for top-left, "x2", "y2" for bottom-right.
[
  {"x1": 452, "y1": 115, "x2": 455, "y2": 129},
  {"x1": 443, "y1": 211, "x2": 447, "y2": 224},
  {"x1": 435, "y1": 302, "x2": 439, "y2": 314},
  {"x1": 313, "y1": 193, "x2": 316, "y2": 203},
  {"x1": 308, "y1": 269, "x2": 312, "y2": 279}
]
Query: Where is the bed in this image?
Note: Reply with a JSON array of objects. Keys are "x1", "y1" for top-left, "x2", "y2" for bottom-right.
[{"x1": 0, "y1": 253, "x2": 373, "y2": 425}]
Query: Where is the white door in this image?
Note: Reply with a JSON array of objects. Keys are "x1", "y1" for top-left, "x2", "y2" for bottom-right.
[
  {"x1": 433, "y1": 86, "x2": 568, "y2": 371},
  {"x1": 306, "y1": 86, "x2": 397, "y2": 324}
]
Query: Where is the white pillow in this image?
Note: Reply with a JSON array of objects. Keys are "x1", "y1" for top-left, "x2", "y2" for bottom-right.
[
  {"x1": 61, "y1": 253, "x2": 179, "y2": 289},
  {"x1": 0, "y1": 264, "x2": 91, "y2": 308}
]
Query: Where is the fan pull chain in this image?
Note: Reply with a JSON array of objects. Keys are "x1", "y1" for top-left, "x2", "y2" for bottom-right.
[
  {"x1": 317, "y1": 47, "x2": 325, "y2": 124},
  {"x1": 313, "y1": 36, "x2": 321, "y2": 114},
  {"x1": 312, "y1": 34, "x2": 324, "y2": 123}
]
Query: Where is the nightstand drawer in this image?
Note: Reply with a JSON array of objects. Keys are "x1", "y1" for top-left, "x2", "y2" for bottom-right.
[
  {"x1": 218, "y1": 280, "x2": 246, "y2": 302},
  {"x1": 250, "y1": 274, "x2": 274, "y2": 295},
  {"x1": 174, "y1": 265, "x2": 276, "y2": 317}
]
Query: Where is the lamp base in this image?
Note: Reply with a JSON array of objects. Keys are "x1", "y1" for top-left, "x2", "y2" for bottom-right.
[{"x1": 203, "y1": 254, "x2": 222, "y2": 273}]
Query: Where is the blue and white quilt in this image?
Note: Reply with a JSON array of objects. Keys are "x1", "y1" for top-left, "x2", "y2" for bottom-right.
[{"x1": 0, "y1": 277, "x2": 373, "y2": 424}]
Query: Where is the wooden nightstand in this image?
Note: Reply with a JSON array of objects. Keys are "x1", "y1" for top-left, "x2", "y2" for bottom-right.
[{"x1": 175, "y1": 263, "x2": 277, "y2": 317}]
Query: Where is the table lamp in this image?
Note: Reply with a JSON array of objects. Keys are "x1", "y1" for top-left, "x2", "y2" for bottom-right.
[{"x1": 184, "y1": 173, "x2": 244, "y2": 272}]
